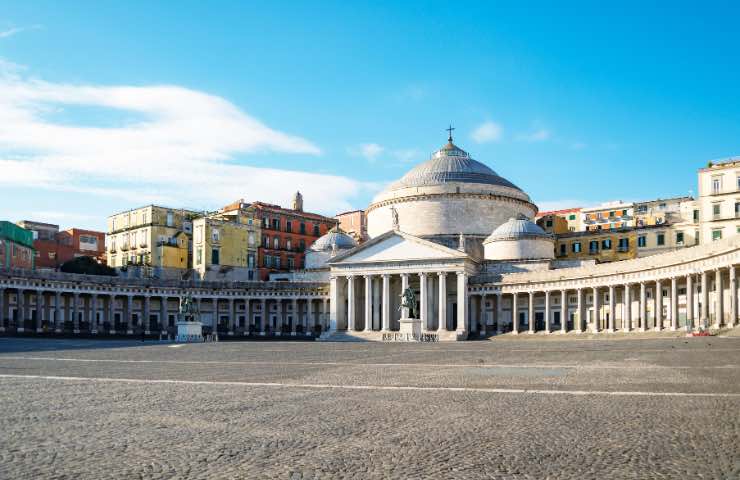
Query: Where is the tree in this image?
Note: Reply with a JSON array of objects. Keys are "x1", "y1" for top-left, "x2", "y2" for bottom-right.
[{"x1": 60, "y1": 256, "x2": 117, "y2": 276}]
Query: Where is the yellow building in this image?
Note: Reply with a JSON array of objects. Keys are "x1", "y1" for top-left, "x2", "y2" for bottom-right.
[
  {"x1": 554, "y1": 228, "x2": 636, "y2": 263},
  {"x1": 535, "y1": 208, "x2": 582, "y2": 232},
  {"x1": 193, "y1": 212, "x2": 260, "y2": 282},
  {"x1": 106, "y1": 205, "x2": 200, "y2": 276}
]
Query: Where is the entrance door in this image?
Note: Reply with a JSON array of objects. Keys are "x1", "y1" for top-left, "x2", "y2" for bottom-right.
[
  {"x1": 451, "y1": 303, "x2": 457, "y2": 330},
  {"x1": 535, "y1": 312, "x2": 544, "y2": 330},
  {"x1": 553, "y1": 311, "x2": 561, "y2": 329}
]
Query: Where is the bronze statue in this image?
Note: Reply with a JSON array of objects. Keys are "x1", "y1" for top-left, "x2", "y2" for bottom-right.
[{"x1": 398, "y1": 287, "x2": 417, "y2": 318}]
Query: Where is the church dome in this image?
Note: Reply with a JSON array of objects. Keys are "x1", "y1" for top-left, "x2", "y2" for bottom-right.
[
  {"x1": 310, "y1": 229, "x2": 357, "y2": 252},
  {"x1": 484, "y1": 214, "x2": 552, "y2": 243},
  {"x1": 387, "y1": 142, "x2": 523, "y2": 192}
]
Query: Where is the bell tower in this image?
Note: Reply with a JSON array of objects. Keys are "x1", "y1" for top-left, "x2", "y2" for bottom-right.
[{"x1": 292, "y1": 191, "x2": 303, "y2": 212}]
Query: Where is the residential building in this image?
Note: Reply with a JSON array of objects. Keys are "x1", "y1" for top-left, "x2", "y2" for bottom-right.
[
  {"x1": 17, "y1": 221, "x2": 106, "y2": 269},
  {"x1": 106, "y1": 205, "x2": 199, "y2": 278},
  {"x1": 581, "y1": 201, "x2": 634, "y2": 231},
  {"x1": 535, "y1": 208, "x2": 582, "y2": 232},
  {"x1": 192, "y1": 211, "x2": 260, "y2": 282},
  {"x1": 227, "y1": 193, "x2": 336, "y2": 280},
  {"x1": 634, "y1": 196, "x2": 692, "y2": 227},
  {"x1": 697, "y1": 157, "x2": 740, "y2": 244},
  {"x1": 536, "y1": 213, "x2": 570, "y2": 235},
  {"x1": 334, "y1": 209, "x2": 368, "y2": 243},
  {"x1": 0, "y1": 221, "x2": 35, "y2": 269},
  {"x1": 554, "y1": 228, "x2": 636, "y2": 263}
]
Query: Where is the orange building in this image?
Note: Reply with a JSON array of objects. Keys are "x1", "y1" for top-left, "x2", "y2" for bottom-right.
[
  {"x1": 16, "y1": 220, "x2": 106, "y2": 269},
  {"x1": 334, "y1": 209, "x2": 368, "y2": 243}
]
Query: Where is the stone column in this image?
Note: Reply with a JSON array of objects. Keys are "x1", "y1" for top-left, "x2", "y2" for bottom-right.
[
  {"x1": 686, "y1": 274, "x2": 694, "y2": 331},
  {"x1": 245, "y1": 298, "x2": 252, "y2": 332},
  {"x1": 730, "y1": 266, "x2": 738, "y2": 327},
  {"x1": 511, "y1": 292, "x2": 519, "y2": 334},
  {"x1": 126, "y1": 295, "x2": 134, "y2": 334},
  {"x1": 382, "y1": 274, "x2": 391, "y2": 332},
  {"x1": 528, "y1": 291, "x2": 535, "y2": 334},
  {"x1": 456, "y1": 272, "x2": 468, "y2": 335},
  {"x1": 306, "y1": 299, "x2": 314, "y2": 334},
  {"x1": 419, "y1": 272, "x2": 428, "y2": 330},
  {"x1": 36, "y1": 290, "x2": 44, "y2": 333},
  {"x1": 607, "y1": 286, "x2": 615, "y2": 333},
  {"x1": 90, "y1": 293, "x2": 98, "y2": 333},
  {"x1": 17, "y1": 289, "x2": 25, "y2": 332},
  {"x1": 670, "y1": 277, "x2": 678, "y2": 331},
  {"x1": 560, "y1": 290, "x2": 567, "y2": 334},
  {"x1": 400, "y1": 273, "x2": 409, "y2": 320},
  {"x1": 323, "y1": 298, "x2": 330, "y2": 331},
  {"x1": 700, "y1": 271, "x2": 709, "y2": 329},
  {"x1": 576, "y1": 288, "x2": 584, "y2": 333},
  {"x1": 72, "y1": 293, "x2": 80, "y2": 333},
  {"x1": 108, "y1": 294, "x2": 116, "y2": 333},
  {"x1": 55, "y1": 292, "x2": 62, "y2": 332},
  {"x1": 0, "y1": 288, "x2": 4, "y2": 332},
  {"x1": 623, "y1": 284, "x2": 631, "y2": 332},
  {"x1": 544, "y1": 291, "x2": 551, "y2": 333},
  {"x1": 495, "y1": 293, "x2": 503, "y2": 334},
  {"x1": 364, "y1": 275, "x2": 373, "y2": 332},
  {"x1": 143, "y1": 295, "x2": 151, "y2": 334},
  {"x1": 347, "y1": 276, "x2": 356, "y2": 332},
  {"x1": 372, "y1": 277, "x2": 381, "y2": 331},
  {"x1": 329, "y1": 276, "x2": 340, "y2": 332},
  {"x1": 437, "y1": 272, "x2": 446, "y2": 332},
  {"x1": 227, "y1": 298, "x2": 235, "y2": 335},
  {"x1": 160, "y1": 296, "x2": 167, "y2": 334},
  {"x1": 715, "y1": 268, "x2": 723, "y2": 328},
  {"x1": 260, "y1": 299, "x2": 267, "y2": 333},
  {"x1": 654, "y1": 280, "x2": 662, "y2": 331},
  {"x1": 639, "y1": 282, "x2": 647, "y2": 332},
  {"x1": 592, "y1": 287, "x2": 600, "y2": 333},
  {"x1": 290, "y1": 298, "x2": 298, "y2": 334}
]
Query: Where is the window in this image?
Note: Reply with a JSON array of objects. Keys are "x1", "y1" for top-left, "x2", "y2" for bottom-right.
[
  {"x1": 693, "y1": 209, "x2": 699, "y2": 222},
  {"x1": 196, "y1": 249, "x2": 202, "y2": 265},
  {"x1": 618, "y1": 237, "x2": 629, "y2": 251},
  {"x1": 712, "y1": 176, "x2": 722, "y2": 194},
  {"x1": 622, "y1": 209, "x2": 628, "y2": 216},
  {"x1": 737, "y1": 176, "x2": 740, "y2": 190},
  {"x1": 263, "y1": 255, "x2": 269, "y2": 267},
  {"x1": 568, "y1": 214, "x2": 576, "y2": 221},
  {"x1": 211, "y1": 248, "x2": 219, "y2": 265},
  {"x1": 273, "y1": 237, "x2": 279, "y2": 249},
  {"x1": 272, "y1": 219, "x2": 280, "y2": 230},
  {"x1": 263, "y1": 235, "x2": 268, "y2": 247},
  {"x1": 288, "y1": 257, "x2": 294, "y2": 269},
  {"x1": 559, "y1": 244, "x2": 566, "y2": 256},
  {"x1": 713, "y1": 204, "x2": 721, "y2": 217},
  {"x1": 608, "y1": 211, "x2": 615, "y2": 218},
  {"x1": 286, "y1": 239, "x2": 292, "y2": 250},
  {"x1": 589, "y1": 240, "x2": 599, "y2": 253},
  {"x1": 313, "y1": 225, "x2": 320, "y2": 236},
  {"x1": 695, "y1": 230, "x2": 700, "y2": 245},
  {"x1": 299, "y1": 239, "x2": 305, "y2": 251},
  {"x1": 286, "y1": 221, "x2": 292, "y2": 233},
  {"x1": 300, "y1": 222, "x2": 306, "y2": 234},
  {"x1": 166, "y1": 211, "x2": 174, "y2": 227},
  {"x1": 601, "y1": 239, "x2": 612, "y2": 249},
  {"x1": 638, "y1": 235, "x2": 646, "y2": 247},
  {"x1": 248, "y1": 253, "x2": 255, "y2": 268},
  {"x1": 275, "y1": 257, "x2": 281, "y2": 269},
  {"x1": 212, "y1": 228, "x2": 220, "y2": 242},
  {"x1": 735, "y1": 202, "x2": 740, "y2": 217},
  {"x1": 248, "y1": 233, "x2": 255, "y2": 246},
  {"x1": 656, "y1": 233, "x2": 665, "y2": 246},
  {"x1": 712, "y1": 229, "x2": 723, "y2": 241},
  {"x1": 572, "y1": 242, "x2": 581, "y2": 253},
  {"x1": 676, "y1": 231, "x2": 684, "y2": 245},
  {"x1": 546, "y1": 220, "x2": 553, "y2": 227}
]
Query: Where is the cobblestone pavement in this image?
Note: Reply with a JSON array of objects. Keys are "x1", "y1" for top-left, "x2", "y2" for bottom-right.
[{"x1": 1, "y1": 337, "x2": 739, "y2": 479}]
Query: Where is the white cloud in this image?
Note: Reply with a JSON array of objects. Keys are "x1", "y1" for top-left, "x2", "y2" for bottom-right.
[
  {"x1": 348, "y1": 143, "x2": 384, "y2": 162},
  {"x1": 471, "y1": 121, "x2": 503, "y2": 143},
  {"x1": 516, "y1": 128, "x2": 551, "y2": 142},
  {"x1": 0, "y1": 25, "x2": 42, "y2": 39},
  {"x1": 392, "y1": 148, "x2": 419, "y2": 163},
  {"x1": 0, "y1": 63, "x2": 378, "y2": 217}
]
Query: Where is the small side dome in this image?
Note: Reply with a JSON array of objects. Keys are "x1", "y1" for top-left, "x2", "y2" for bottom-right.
[
  {"x1": 310, "y1": 229, "x2": 358, "y2": 252},
  {"x1": 483, "y1": 214, "x2": 554, "y2": 261}
]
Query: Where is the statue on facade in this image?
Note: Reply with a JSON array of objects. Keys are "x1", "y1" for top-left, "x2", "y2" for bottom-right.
[
  {"x1": 178, "y1": 294, "x2": 198, "y2": 321},
  {"x1": 398, "y1": 287, "x2": 417, "y2": 318},
  {"x1": 390, "y1": 206, "x2": 399, "y2": 230}
]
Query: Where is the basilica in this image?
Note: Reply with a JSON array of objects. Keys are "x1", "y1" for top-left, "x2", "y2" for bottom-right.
[{"x1": 305, "y1": 134, "x2": 740, "y2": 340}]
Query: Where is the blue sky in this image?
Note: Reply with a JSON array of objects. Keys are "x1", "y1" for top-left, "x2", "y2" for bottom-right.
[{"x1": 1, "y1": 1, "x2": 739, "y2": 231}]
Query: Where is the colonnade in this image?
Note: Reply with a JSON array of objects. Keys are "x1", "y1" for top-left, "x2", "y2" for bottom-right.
[
  {"x1": 472, "y1": 265, "x2": 738, "y2": 334},
  {"x1": 0, "y1": 287, "x2": 330, "y2": 336},
  {"x1": 331, "y1": 271, "x2": 468, "y2": 334}
]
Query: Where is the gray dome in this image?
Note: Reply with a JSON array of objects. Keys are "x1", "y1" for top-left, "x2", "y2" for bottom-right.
[
  {"x1": 484, "y1": 214, "x2": 552, "y2": 243},
  {"x1": 310, "y1": 230, "x2": 357, "y2": 252},
  {"x1": 388, "y1": 142, "x2": 522, "y2": 191}
]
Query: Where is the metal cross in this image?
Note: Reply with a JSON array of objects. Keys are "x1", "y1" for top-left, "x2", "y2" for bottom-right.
[{"x1": 446, "y1": 124, "x2": 455, "y2": 142}]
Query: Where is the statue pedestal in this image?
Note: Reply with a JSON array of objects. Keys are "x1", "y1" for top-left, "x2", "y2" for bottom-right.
[
  {"x1": 398, "y1": 316, "x2": 422, "y2": 338},
  {"x1": 176, "y1": 321, "x2": 203, "y2": 343}
]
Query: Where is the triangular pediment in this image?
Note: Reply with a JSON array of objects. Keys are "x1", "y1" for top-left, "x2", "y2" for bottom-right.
[{"x1": 328, "y1": 230, "x2": 468, "y2": 265}]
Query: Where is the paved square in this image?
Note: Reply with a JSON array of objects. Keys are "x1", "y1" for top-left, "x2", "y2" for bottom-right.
[{"x1": 1, "y1": 336, "x2": 739, "y2": 479}]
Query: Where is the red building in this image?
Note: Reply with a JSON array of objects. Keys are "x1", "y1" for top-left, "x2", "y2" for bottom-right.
[
  {"x1": 334, "y1": 209, "x2": 368, "y2": 244},
  {"x1": 222, "y1": 193, "x2": 337, "y2": 280},
  {"x1": 16, "y1": 221, "x2": 106, "y2": 269}
]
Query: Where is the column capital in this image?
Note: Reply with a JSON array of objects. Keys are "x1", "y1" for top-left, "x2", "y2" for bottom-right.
[
  {"x1": 363, "y1": 274, "x2": 371, "y2": 280},
  {"x1": 382, "y1": 273, "x2": 390, "y2": 279},
  {"x1": 418, "y1": 272, "x2": 428, "y2": 279},
  {"x1": 437, "y1": 271, "x2": 446, "y2": 277}
]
